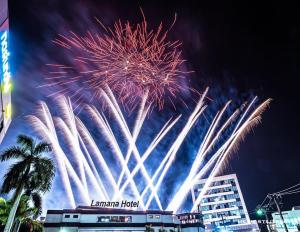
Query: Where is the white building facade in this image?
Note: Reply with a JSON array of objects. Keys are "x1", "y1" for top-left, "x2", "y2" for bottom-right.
[
  {"x1": 191, "y1": 174, "x2": 259, "y2": 231},
  {"x1": 0, "y1": 0, "x2": 12, "y2": 144},
  {"x1": 272, "y1": 206, "x2": 300, "y2": 232},
  {"x1": 44, "y1": 206, "x2": 205, "y2": 232}
]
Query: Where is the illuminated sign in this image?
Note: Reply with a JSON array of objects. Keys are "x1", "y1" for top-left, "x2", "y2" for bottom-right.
[{"x1": 1, "y1": 30, "x2": 11, "y2": 93}]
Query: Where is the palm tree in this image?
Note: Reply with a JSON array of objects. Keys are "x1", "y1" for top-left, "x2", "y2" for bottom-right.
[
  {"x1": 0, "y1": 134, "x2": 55, "y2": 232},
  {"x1": 0, "y1": 193, "x2": 43, "y2": 232}
]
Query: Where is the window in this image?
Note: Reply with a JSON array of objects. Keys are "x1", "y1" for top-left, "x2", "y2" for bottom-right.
[
  {"x1": 124, "y1": 216, "x2": 132, "y2": 222},
  {"x1": 97, "y1": 216, "x2": 110, "y2": 222},
  {"x1": 64, "y1": 215, "x2": 70, "y2": 218},
  {"x1": 111, "y1": 216, "x2": 119, "y2": 222},
  {"x1": 73, "y1": 215, "x2": 79, "y2": 218},
  {"x1": 148, "y1": 215, "x2": 153, "y2": 219},
  {"x1": 155, "y1": 215, "x2": 160, "y2": 219}
]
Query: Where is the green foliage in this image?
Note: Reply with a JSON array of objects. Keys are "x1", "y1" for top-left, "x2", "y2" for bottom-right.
[
  {"x1": 145, "y1": 225, "x2": 155, "y2": 232},
  {"x1": 0, "y1": 134, "x2": 55, "y2": 195},
  {"x1": 20, "y1": 218, "x2": 44, "y2": 232},
  {"x1": 0, "y1": 194, "x2": 42, "y2": 226},
  {"x1": 0, "y1": 134, "x2": 54, "y2": 231}
]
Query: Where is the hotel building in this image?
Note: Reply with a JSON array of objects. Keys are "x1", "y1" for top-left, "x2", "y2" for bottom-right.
[
  {"x1": 0, "y1": 0, "x2": 12, "y2": 144},
  {"x1": 44, "y1": 206, "x2": 205, "y2": 232},
  {"x1": 191, "y1": 173, "x2": 259, "y2": 231}
]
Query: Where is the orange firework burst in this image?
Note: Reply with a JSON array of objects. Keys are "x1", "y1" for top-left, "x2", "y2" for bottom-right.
[{"x1": 46, "y1": 11, "x2": 191, "y2": 111}]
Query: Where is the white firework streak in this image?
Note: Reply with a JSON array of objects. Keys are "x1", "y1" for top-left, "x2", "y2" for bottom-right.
[
  {"x1": 166, "y1": 101, "x2": 238, "y2": 212},
  {"x1": 114, "y1": 115, "x2": 181, "y2": 202},
  {"x1": 166, "y1": 98, "x2": 270, "y2": 213},
  {"x1": 190, "y1": 98, "x2": 271, "y2": 212},
  {"x1": 27, "y1": 102, "x2": 90, "y2": 206},
  {"x1": 116, "y1": 91, "x2": 149, "y2": 189},
  {"x1": 75, "y1": 117, "x2": 120, "y2": 197},
  {"x1": 142, "y1": 88, "x2": 209, "y2": 208},
  {"x1": 100, "y1": 89, "x2": 163, "y2": 209},
  {"x1": 28, "y1": 86, "x2": 270, "y2": 212},
  {"x1": 57, "y1": 98, "x2": 87, "y2": 191},
  {"x1": 55, "y1": 97, "x2": 109, "y2": 200}
]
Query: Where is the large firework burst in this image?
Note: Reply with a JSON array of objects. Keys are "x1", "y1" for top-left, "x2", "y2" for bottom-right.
[{"x1": 46, "y1": 12, "x2": 190, "y2": 111}]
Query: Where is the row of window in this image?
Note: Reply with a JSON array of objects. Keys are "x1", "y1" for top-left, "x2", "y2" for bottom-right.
[
  {"x1": 204, "y1": 211, "x2": 246, "y2": 220},
  {"x1": 64, "y1": 214, "x2": 79, "y2": 219},
  {"x1": 64, "y1": 214, "x2": 164, "y2": 223},
  {"x1": 199, "y1": 193, "x2": 241, "y2": 203},
  {"x1": 205, "y1": 186, "x2": 238, "y2": 195},
  {"x1": 97, "y1": 216, "x2": 132, "y2": 223},
  {"x1": 148, "y1": 214, "x2": 161, "y2": 219},
  {"x1": 201, "y1": 200, "x2": 243, "y2": 211},
  {"x1": 213, "y1": 218, "x2": 247, "y2": 227},
  {"x1": 197, "y1": 179, "x2": 237, "y2": 189}
]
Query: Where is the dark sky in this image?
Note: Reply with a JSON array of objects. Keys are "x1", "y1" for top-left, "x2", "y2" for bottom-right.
[{"x1": 1, "y1": 0, "x2": 300, "y2": 217}]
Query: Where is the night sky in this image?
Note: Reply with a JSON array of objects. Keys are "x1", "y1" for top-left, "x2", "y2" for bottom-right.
[{"x1": 1, "y1": 0, "x2": 300, "y2": 218}]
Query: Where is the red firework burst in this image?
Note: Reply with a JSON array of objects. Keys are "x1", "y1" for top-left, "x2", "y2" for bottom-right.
[{"x1": 46, "y1": 11, "x2": 191, "y2": 111}]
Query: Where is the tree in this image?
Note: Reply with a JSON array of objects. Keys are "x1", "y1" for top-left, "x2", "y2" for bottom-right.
[
  {"x1": 0, "y1": 194, "x2": 43, "y2": 232},
  {"x1": 145, "y1": 225, "x2": 155, "y2": 232},
  {"x1": 19, "y1": 218, "x2": 44, "y2": 232},
  {"x1": 0, "y1": 135, "x2": 55, "y2": 232}
]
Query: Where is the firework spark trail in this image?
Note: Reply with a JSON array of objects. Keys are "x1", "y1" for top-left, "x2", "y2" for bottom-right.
[
  {"x1": 166, "y1": 98, "x2": 266, "y2": 213},
  {"x1": 57, "y1": 119, "x2": 108, "y2": 200},
  {"x1": 191, "y1": 118, "x2": 260, "y2": 212},
  {"x1": 55, "y1": 99, "x2": 109, "y2": 200},
  {"x1": 78, "y1": 134, "x2": 108, "y2": 197},
  {"x1": 142, "y1": 88, "x2": 209, "y2": 208},
  {"x1": 165, "y1": 102, "x2": 235, "y2": 211},
  {"x1": 76, "y1": 117, "x2": 120, "y2": 196},
  {"x1": 116, "y1": 90, "x2": 149, "y2": 191},
  {"x1": 114, "y1": 115, "x2": 181, "y2": 201},
  {"x1": 27, "y1": 106, "x2": 76, "y2": 208},
  {"x1": 29, "y1": 87, "x2": 269, "y2": 211},
  {"x1": 100, "y1": 89, "x2": 163, "y2": 209},
  {"x1": 86, "y1": 105, "x2": 147, "y2": 209},
  {"x1": 166, "y1": 116, "x2": 245, "y2": 212},
  {"x1": 27, "y1": 104, "x2": 90, "y2": 206},
  {"x1": 57, "y1": 98, "x2": 88, "y2": 191},
  {"x1": 47, "y1": 14, "x2": 189, "y2": 111},
  {"x1": 190, "y1": 98, "x2": 271, "y2": 212}
]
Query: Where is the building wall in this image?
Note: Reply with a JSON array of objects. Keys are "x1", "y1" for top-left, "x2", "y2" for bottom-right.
[
  {"x1": 191, "y1": 174, "x2": 256, "y2": 231},
  {"x1": 44, "y1": 209, "x2": 205, "y2": 232}
]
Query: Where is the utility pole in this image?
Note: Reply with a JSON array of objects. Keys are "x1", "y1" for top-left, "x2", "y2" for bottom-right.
[
  {"x1": 264, "y1": 208, "x2": 272, "y2": 232},
  {"x1": 270, "y1": 194, "x2": 289, "y2": 232}
]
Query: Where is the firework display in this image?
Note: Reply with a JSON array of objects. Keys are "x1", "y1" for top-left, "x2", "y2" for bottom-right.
[
  {"x1": 28, "y1": 87, "x2": 270, "y2": 213},
  {"x1": 27, "y1": 12, "x2": 271, "y2": 214},
  {"x1": 46, "y1": 13, "x2": 189, "y2": 111}
]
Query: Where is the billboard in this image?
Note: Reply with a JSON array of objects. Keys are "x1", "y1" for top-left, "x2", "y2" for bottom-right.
[{"x1": 0, "y1": 15, "x2": 11, "y2": 143}]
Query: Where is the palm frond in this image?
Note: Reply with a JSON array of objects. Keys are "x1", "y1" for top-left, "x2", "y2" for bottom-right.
[
  {"x1": 0, "y1": 160, "x2": 30, "y2": 194},
  {"x1": 32, "y1": 157, "x2": 55, "y2": 192},
  {"x1": 33, "y1": 142, "x2": 52, "y2": 156},
  {"x1": 0, "y1": 146, "x2": 27, "y2": 162},
  {"x1": 30, "y1": 192, "x2": 42, "y2": 219},
  {"x1": 17, "y1": 135, "x2": 34, "y2": 152}
]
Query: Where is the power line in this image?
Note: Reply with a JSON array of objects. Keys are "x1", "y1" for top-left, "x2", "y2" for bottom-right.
[
  {"x1": 255, "y1": 182, "x2": 300, "y2": 232},
  {"x1": 275, "y1": 183, "x2": 300, "y2": 194}
]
